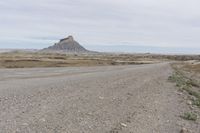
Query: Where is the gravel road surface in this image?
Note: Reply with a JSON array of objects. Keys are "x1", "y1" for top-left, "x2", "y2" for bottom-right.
[{"x1": 0, "y1": 63, "x2": 187, "y2": 133}]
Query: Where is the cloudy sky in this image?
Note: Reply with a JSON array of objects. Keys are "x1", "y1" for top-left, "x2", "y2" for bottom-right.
[{"x1": 0, "y1": 0, "x2": 200, "y2": 53}]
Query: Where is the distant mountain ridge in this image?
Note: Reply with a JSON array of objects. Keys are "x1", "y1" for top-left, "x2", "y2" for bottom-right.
[
  {"x1": 42, "y1": 36, "x2": 89, "y2": 53},
  {"x1": 0, "y1": 49, "x2": 38, "y2": 53}
]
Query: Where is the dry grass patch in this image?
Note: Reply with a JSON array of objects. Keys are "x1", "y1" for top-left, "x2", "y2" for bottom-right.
[
  {"x1": 0, "y1": 52, "x2": 160, "y2": 68},
  {"x1": 183, "y1": 63, "x2": 200, "y2": 73}
]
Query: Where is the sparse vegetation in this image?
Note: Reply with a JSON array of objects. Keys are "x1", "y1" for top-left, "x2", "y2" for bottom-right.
[
  {"x1": 192, "y1": 99, "x2": 200, "y2": 107},
  {"x1": 168, "y1": 67, "x2": 200, "y2": 100},
  {"x1": 168, "y1": 71, "x2": 187, "y2": 88},
  {"x1": 168, "y1": 70, "x2": 199, "y2": 90},
  {"x1": 181, "y1": 112, "x2": 198, "y2": 121},
  {"x1": 0, "y1": 52, "x2": 160, "y2": 68},
  {"x1": 169, "y1": 63, "x2": 200, "y2": 122}
]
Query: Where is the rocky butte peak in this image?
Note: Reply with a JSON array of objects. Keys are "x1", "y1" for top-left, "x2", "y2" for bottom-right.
[
  {"x1": 42, "y1": 35, "x2": 89, "y2": 53},
  {"x1": 60, "y1": 36, "x2": 74, "y2": 42}
]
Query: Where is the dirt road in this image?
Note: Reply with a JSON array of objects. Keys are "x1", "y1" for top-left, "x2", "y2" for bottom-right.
[{"x1": 0, "y1": 63, "x2": 189, "y2": 133}]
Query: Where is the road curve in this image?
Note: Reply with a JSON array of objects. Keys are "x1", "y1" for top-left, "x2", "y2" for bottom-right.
[{"x1": 0, "y1": 63, "x2": 183, "y2": 133}]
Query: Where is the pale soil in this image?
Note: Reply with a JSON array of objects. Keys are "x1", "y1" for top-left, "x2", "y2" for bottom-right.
[{"x1": 0, "y1": 63, "x2": 198, "y2": 133}]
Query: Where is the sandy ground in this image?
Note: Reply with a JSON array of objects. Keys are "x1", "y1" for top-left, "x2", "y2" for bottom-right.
[{"x1": 0, "y1": 63, "x2": 197, "y2": 133}]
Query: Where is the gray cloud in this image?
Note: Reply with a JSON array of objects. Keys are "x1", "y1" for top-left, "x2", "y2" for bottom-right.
[{"x1": 0, "y1": 0, "x2": 200, "y2": 50}]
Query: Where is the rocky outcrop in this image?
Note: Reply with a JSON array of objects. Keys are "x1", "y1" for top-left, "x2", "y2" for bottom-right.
[{"x1": 42, "y1": 36, "x2": 89, "y2": 53}]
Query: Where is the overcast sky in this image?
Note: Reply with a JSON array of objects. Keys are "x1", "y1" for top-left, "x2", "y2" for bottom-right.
[{"x1": 0, "y1": 0, "x2": 200, "y2": 53}]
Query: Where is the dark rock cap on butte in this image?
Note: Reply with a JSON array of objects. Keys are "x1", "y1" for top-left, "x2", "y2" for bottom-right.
[
  {"x1": 60, "y1": 35, "x2": 74, "y2": 42},
  {"x1": 42, "y1": 35, "x2": 89, "y2": 53}
]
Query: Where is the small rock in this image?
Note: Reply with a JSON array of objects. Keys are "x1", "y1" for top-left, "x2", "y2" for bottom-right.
[
  {"x1": 40, "y1": 118, "x2": 46, "y2": 122},
  {"x1": 99, "y1": 96, "x2": 104, "y2": 100},
  {"x1": 177, "y1": 92, "x2": 183, "y2": 95},
  {"x1": 187, "y1": 100, "x2": 192, "y2": 105},
  {"x1": 180, "y1": 127, "x2": 190, "y2": 133},
  {"x1": 22, "y1": 123, "x2": 28, "y2": 126},
  {"x1": 189, "y1": 106, "x2": 194, "y2": 110},
  {"x1": 120, "y1": 123, "x2": 127, "y2": 127}
]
